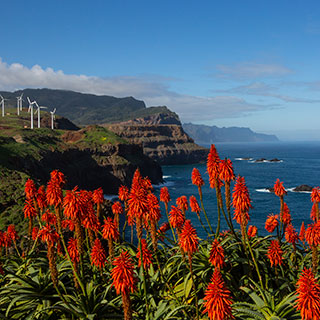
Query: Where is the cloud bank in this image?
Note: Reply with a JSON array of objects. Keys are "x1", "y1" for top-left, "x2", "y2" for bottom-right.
[{"x1": 0, "y1": 58, "x2": 275, "y2": 123}]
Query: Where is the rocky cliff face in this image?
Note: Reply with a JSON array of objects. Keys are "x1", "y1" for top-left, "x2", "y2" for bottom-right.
[
  {"x1": 8, "y1": 140, "x2": 162, "y2": 195},
  {"x1": 105, "y1": 121, "x2": 208, "y2": 165}
]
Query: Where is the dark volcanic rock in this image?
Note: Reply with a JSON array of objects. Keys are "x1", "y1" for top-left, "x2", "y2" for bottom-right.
[
  {"x1": 16, "y1": 143, "x2": 163, "y2": 195},
  {"x1": 255, "y1": 158, "x2": 267, "y2": 163},
  {"x1": 293, "y1": 185, "x2": 313, "y2": 192},
  {"x1": 270, "y1": 158, "x2": 281, "y2": 162}
]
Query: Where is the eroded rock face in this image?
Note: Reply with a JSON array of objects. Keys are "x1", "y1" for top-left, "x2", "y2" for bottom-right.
[
  {"x1": 105, "y1": 123, "x2": 208, "y2": 165},
  {"x1": 10, "y1": 143, "x2": 163, "y2": 195}
]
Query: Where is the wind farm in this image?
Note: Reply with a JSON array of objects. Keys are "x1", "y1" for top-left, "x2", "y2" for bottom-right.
[{"x1": 0, "y1": 94, "x2": 56, "y2": 130}]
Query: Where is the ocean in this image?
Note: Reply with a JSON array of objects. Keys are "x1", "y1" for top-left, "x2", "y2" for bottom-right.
[{"x1": 154, "y1": 141, "x2": 320, "y2": 238}]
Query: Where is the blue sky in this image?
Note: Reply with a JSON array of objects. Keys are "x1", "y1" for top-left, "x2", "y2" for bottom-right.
[{"x1": 1, "y1": 0, "x2": 320, "y2": 140}]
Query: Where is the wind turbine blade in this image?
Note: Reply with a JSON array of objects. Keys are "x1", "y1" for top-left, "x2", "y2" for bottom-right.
[
  {"x1": 27, "y1": 97, "x2": 31, "y2": 104},
  {"x1": 53, "y1": 108, "x2": 56, "y2": 113}
]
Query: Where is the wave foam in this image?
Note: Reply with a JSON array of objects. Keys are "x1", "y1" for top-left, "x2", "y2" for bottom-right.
[
  {"x1": 235, "y1": 157, "x2": 253, "y2": 161},
  {"x1": 256, "y1": 188, "x2": 272, "y2": 193}
]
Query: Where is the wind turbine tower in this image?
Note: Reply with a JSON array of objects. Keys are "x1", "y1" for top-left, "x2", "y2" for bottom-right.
[
  {"x1": 0, "y1": 95, "x2": 7, "y2": 117},
  {"x1": 50, "y1": 108, "x2": 56, "y2": 130},
  {"x1": 16, "y1": 93, "x2": 23, "y2": 115},
  {"x1": 34, "y1": 101, "x2": 47, "y2": 128},
  {"x1": 27, "y1": 97, "x2": 36, "y2": 129}
]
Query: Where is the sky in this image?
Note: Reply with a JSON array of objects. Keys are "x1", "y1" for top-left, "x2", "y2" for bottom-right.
[{"x1": 1, "y1": 0, "x2": 320, "y2": 140}]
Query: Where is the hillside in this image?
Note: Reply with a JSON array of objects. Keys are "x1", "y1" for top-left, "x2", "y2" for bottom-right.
[
  {"x1": 0, "y1": 88, "x2": 176, "y2": 125},
  {"x1": 0, "y1": 108, "x2": 162, "y2": 228},
  {"x1": 183, "y1": 123, "x2": 279, "y2": 145}
]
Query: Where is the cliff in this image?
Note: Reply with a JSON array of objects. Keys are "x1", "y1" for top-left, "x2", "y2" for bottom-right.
[
  {"x1": 105, "y1": 113, "x2": 208, "y2": 165},
  {"x1": 183, "y1": 123, "x2": 279, "y2": 144},
  {"x1": 0, "y1": 113, "x2": 162, "y2": 226}
]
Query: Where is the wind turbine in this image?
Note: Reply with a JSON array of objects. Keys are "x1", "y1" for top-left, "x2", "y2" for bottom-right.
[
  {"x1": 27, "y1": 97, "x2": 36, "y2": 129},
  {"x1": 0, "y1": 95, "x2": 8, "y2": 117},
  {"x1": 16, "y1": 93, "x2": 23, "y2": 115},
  {"x1": 50, "y1": 108, "x2": 56, "y2": 130},
  {"x1": 34, "y1": 101, "x2": 47, "y2": 128}
]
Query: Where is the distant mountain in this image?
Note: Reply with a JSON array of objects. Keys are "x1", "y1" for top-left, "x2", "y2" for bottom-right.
[
  {"x1": 183, "y1": 123, "x2": 279, "y2": 145},
  {"x1": 0, "y1": 88, "x2": 177, "y2": 126}
]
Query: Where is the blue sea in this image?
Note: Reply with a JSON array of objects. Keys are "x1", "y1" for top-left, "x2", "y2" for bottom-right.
[{"x1": 154, "y1": 142, "x2": 320, "y2": 238}]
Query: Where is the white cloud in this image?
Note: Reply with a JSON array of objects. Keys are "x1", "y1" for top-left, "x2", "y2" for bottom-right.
[
  {"x1": 215, "y1": 81, "x2": 320, "y2": 103},
  {"x1": 0, "y1": 58, "x2": 276, "y2": 123},
  {"x1": 216, "y1": 62, "x2": 293, "y2": 80}
]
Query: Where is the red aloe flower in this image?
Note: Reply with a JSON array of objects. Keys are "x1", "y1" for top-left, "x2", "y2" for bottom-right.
[
  {"x1": 32, "y1": 227, "x2": 39, "y2": 240},
  {"x1": 136, "y1": 238, "x2": 152, "y2": 270},
  {"x1": 112, "y1": 250, "x2": 136, "y2": 320},
  {"x1": 25, "y1": 178, "x2": 37, "y2": 200},
  {"x1": 169, "y1": 205, "x2": 185, "y2": 230},
  {"x1": 274, "y1": 179, "x2": 287, "y2": 197},
  {"x1": 296, "y1": 268, "x2": 320, "y2": 320},
  {"x1": 232, "y1": 176, "x2": 252, "y2": 214},
  {"x1": 82, "y1": 212, "x2": 100, "y2": 233},
  {"x1": 282, "y1": 203, "x2": 292, "y2": 225},
  {"x1": 42, "y1": 210, "x2": 57, "y2": 225},
  {"x1": 267, "y1": 240, "x2": 283, "y2": 267},
  {"x1": 207, "y1": 144, "x2": 221, "y2": 188},
  {"x1": 111, "y1": 251, "x2": 137, "y2": 294},
  {"x1": 102, "y1": 217, "x2": 119, "y2": 241},
  {"x1": 179, "y1": 220, "x2": 199, "y2": 256},
  {"x1": 247, "y1": 225, "x2": 257, "y2": 238},
  {"x1": 62, "y1": 219, "x2": 75, "y2": 231},
  {"x1": 189, "y1": 195, "x2": 200, "y2": 214},
  {"x1": 127, "y1": 169, "x2": 148, "y2": 227},
  {"x1": 209, "y1": 239, "x2": 225, "y2": 269},
  {"x1": 24, "y1": 200, "x2": 37, "y2": 219},
  {"x1": 265, "y1": 214, "x2": 279, "y2": 233},
  {"x1": 176, "y1": 196, "x2": 188, "y2": 212},
  {"x1": 93, "y1": 187, "x2": 104, "y2": 205},
  {"x1": 219, "y1": 159, "x2": 235, "y2": 183},
  {"x1": 203, "y1": 268, "x2": 234, "y2": 320},
  {"x1": 299, "y1": 222, "x2": 306, "y2": 242},
  {"x1": 305, "y1": 222, "x2": 320, "y2": 247},
  {"x1": 50, "y1": 170, "x2": 66, "y2": 186},
  {"x1": 311, "y1": 203, "x2": 318, "y2": 221},
  {"x1": 160, "y1": 186, "x2": 171, "y2": 204},
  {"x1": 233, "y1": 208, "x2": 250, "y2": 225},
  {"x1": 3, "y1": 232, "x2": 12, "y2": 248},
  {"x1": 118, "y1": 185, "x2": 129, "y2": 202},
  {"x1": 285, "y1": 224, "x2": 299, "y2": 245},
  {"x1": 38, "y1": 225, "x2": 59, "y2": 244},
  {"x1": 191, "y1": 168, "x2": 204, "y2": 187},
  {"x1": 63, "y1": 187, "x2": 86, "y2": 220},
  {"x1": 91, "y1": 239, "x2": 107, "y2": 269},
  {"x1": 311, "y1": 187, "x2": 320, "y2": 203},
  {"x1": 7, "y1": 225, "x2": 19, "y2": 242},
  {"x1": 112, "y1": 201, "x2": 123, "y2": 215},
  {"x1": 146, "y1": 193, "x2": 161, "y2": 222},
  {"x1": 46, "y1": 170, "x2": 65, "y2": 207},
  {"x1": 67, "y1": 238, "x2": 80, "y2": 265},
  {"x1": 37, "y1": 185, "x2": 47, "y2": 210}
]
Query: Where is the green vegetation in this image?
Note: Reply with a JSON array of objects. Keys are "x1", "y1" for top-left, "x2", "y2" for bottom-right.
[{"x1": 74, "y1": 125, "x2": 128, "y2": 148}]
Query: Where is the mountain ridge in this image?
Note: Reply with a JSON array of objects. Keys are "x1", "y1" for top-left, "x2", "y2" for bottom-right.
[{"x1": 183, "y1": 123, "x2": 279, "y2": 145}]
